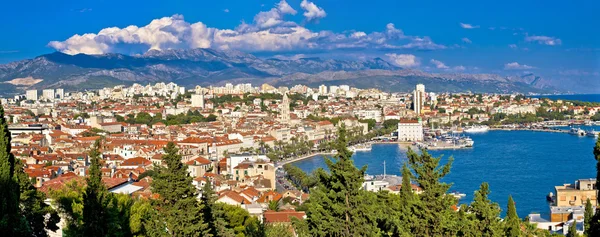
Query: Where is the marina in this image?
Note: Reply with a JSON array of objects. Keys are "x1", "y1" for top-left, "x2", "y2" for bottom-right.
[{"x1": 293, "y1": 129, "x2": 598, "y2": 218}]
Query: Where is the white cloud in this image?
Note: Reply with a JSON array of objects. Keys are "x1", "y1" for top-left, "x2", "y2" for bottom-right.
[
  {"x1": 300, "y1": 0, "x2": 326, "y2": 21},
  {"x1": 48, "y1": 1, "x2": 445, "y2": 55},
  {"x1": 508, "y1": 44, "x2": 517, "y2": 49},
  {"x1": 525, "y1": 35, "x2": 562, "y2": 46},
  {"x1": 453, "y1": 65, "x2": 466, "y2": 71},
  {"x1": 460, "y1": 23, "x2": 479, "y2": 29},
  {"x1": 386, "y1": 54, "x2": 419, "y2": 67},
  {"x1": 430, "y1": 59, "x2": 449, "y2": 69},
  {"x1": 350, "y1": 31, "x2": 366, "y2": 38},
  {"x1": 223, "y1": 9, "x2": 230, "y2": 13},
  {"x1": 504, "y1": 62, "x2": 535, "y2": 70},
  {"x1": 461, "y1": 37, "x2": 472, "y2": 44}
]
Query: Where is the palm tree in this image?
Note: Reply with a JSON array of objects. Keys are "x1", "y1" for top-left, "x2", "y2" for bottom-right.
[{"x1": 268, "y1": 200, "x2": 280, "y2": 211}]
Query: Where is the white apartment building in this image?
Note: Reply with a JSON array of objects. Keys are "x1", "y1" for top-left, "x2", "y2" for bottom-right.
[
  {"x1": 191, "y1": 94, "x2": 204, "y2": 108},
  {"x1": 397, "y1": 118, "x2": 424, "y2": 142},
  {"x1": 43, "y1": 89, "x2": 55, "y2": 101},
  {"x1": 56, "y1": 89, "x2": 65, "y2": 99},
  {"x1": 413, "y1": 84, "x2": 425, "y2": 115},
  {"x1": 26, "y1": 90, "x2": 38, "y2": 101},
  {"x1": 319, "y1": 85, "x2": 328, "y2": 95}
]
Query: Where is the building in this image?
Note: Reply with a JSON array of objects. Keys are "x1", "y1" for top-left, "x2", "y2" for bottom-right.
[
  {"x1": 26, "y1": 90, "x2": 38, "y2": 101},
  {"x1": 191, "y1": 94, "x2": 204, "y2": 108},
  {"x1": 43, "y1": 89, "x2": 55, "y2": 101},
  {"x1": 413, "y1": 84, "x2": 425, "y2": 115},
  {"x1": 318, "y1": 84, "x2": 328, "y2": 95},
  {"x1": 56, "y1": 88, "x2": 65, "y2": 99},
  {"x1": 397, "y1": 118, "x2": 424, "y2": 141},
  {"x1": 550, "y1": 178, "x2": 597, "y2": 222},
  {"x1": 280, "y1": 93, "x2": 290, "y2": 124},
  {"x1": 554, "y1": 178, "x2": 596, "y2": 207}
]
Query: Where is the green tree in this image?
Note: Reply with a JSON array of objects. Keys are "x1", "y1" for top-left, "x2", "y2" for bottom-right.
[
  {"x1": 585, "y1": 199, "x2": 593, "y2": 236},
  {"x1": 469, "y1": 182, "x2": 503, "y2": 237},
  {"x1": 268, "y1": 200, "x2": 280, "y2": 211},
  {"x1": 152, "y1": 142, "x2": 209, "y2": 236},
  {"x1": 305, "y1": 124, "x2": 379, "y2": 236},
  {"x1": 406, "y1": 148, "x2": 457, "y2": 236},
  {"x1": 0, "y1": 104, "x2": 28, "y2": 236},
  {"x1": 82, "y1": 139, "x2": 110, "y2": 236},
  {"x1": 16, "y1": 160, "x2": 60, "y2": 237},
  {"x1": 505, "y1": 195, "x2": 521, "y2": 237},
  {"x1": 201, "y1": 181, "x2": 219, "y2": 237},
  {"x1": 566, "y1": 220, "x2": 578, "y2": 237},
  {"x1": 265, "y1": 224, "x2": 294, "y2": 237}
]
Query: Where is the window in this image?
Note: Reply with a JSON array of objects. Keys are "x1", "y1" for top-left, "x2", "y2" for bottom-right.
[{"x1": 560, "y1": 196, "x2": 566, "y2": 201}]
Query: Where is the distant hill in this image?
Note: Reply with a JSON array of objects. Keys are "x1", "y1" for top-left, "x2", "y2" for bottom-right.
[{"x1": 0, "y1": 48, "x2": 561, "y2": 95}]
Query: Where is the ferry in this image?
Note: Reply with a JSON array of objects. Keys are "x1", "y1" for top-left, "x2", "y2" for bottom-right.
[
  {"x1": 464, "y1": 125, "x2": 490, "y2": 133},
  {"x1": 569, "y1": 127, "x2": 586, "y2": 136},
  {"x1": 586, "y1": 130, "x2": 599, "y2": 138}
]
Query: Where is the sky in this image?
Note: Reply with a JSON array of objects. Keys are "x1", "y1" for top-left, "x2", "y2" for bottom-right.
[{"x1": 1, "y1": 0, "x2": 599, "y2": 89}]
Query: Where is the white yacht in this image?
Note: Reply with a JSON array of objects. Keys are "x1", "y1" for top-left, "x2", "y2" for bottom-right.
[
  {"x1": 464, "y1": 125, "x2": 489, "y2": 133},
  {"x1": 586, "y1": 130, "x2": 598, "y2": 138},
  {"x1": 569, "y1": 127, "x2": 586, "y2": 136}
]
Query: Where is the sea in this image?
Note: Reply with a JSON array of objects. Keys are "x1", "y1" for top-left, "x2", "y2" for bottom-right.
[{"x1": 293, "y1": 127, "x2": 600, "y2": 218}]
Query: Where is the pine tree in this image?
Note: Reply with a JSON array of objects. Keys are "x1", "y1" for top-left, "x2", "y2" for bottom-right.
[
  {"x1": 469, "y1": 182, "x2": 502, "y2": 237},
  {"x1": 0, "y1": 104, "x2": 28, "y2": 235},
  {"x1": 566, "y1": 220, "x2": 578, "y2": 237},
  {"x1": 16, "y1": 160, "x2": 60, "y2": 237},
  {"x1": 406, "y1": 148, "x2": 457, "y2": 236},
  {"x1": 82, "y1": 139, "x2": 109, "y2": 237},
  {"x1": 505, "y1": 195, "x2": 521, "y2": 237},
  {"x1": 305, "y1": 124, "x2": 380, "y2": 236},
  {"x1": 399, "y1": 163, "x2": 415, "y2": 205},
  {"x1": 201, "y1": 181, "x2": 219, "y2": 237},
  {"x1": 152, "y1": 142, "x2": 209, "y2": 236},
  {"x1": 585, "y1": 199, "x2": 593, "y2": 236},
  {"x1": 588, "y1": 137, "x2": 600, "y2": 236}
]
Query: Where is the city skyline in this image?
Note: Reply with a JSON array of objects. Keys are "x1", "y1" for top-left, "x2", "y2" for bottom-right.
[{"x1": 0, "y1": 0, "x2": 598, "y2": 90}]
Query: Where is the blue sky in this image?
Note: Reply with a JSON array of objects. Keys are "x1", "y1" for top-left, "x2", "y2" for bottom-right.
[{"x1": 1, "y1": 0, "x2": 599, "y2": 87}]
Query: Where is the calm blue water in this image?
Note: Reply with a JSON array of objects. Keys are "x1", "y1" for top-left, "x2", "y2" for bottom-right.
[
  {"x1": 293, "y1": 130, "x2": 598, "y2": 218},
  {"x1": 531, "y1": 94, "x2": 600, "y2": 103}
]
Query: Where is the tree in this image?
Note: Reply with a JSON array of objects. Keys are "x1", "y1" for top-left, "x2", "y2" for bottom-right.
[
  {"x1": 566, "y1": 220, "x2": 578, "y2": 237},
  {"x1": 82, "y1": 139, "x2": 110, "y2": 236},
  {"x1": 201, "y1": 181, "x2": 219, "y2": 237},
  {"x1": 505, "y1": 195, "x2": 521, "y2": 237},
  {"x1": 0, "y1": 104, "x2": 28, "y2": 236},
  {"x1": 268, "y1": 200, "x2": 280, "y2": 211},
  {"x1": 406, "y1": 148, "x2": 457, "y2": 236},
  {"x1": 585, "y1": 199, "x2": 593, "y2": 236},
  {"x1": 305, "y1": 124, "x2": 380, "y2": 236},
  {"x1": 469, "y1": 182, "x2": 503, "y2": 237},
  {"x1": 589, "y1": 137, "x2": 600, "y2": 236},
  {"x1": 152, "y1": 142, "x2": 209, "y2": 236},
  {"x1": 16, "y1": 160, "x2": 60, "y2": 237}
]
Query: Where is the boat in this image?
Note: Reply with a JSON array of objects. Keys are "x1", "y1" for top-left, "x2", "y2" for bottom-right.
[
  {"x1": 350, "y1": 144, "x2": 372, "y2": 152},
  {"x1": 569, "y1": 127, "x2": 586, "y2": 136},
  {"x1": 460, "y1": 137, "x2": 474, "y2": 147},
  {"x1": 546, "y1": 192, "x2": 554, "y2": 203},
  {"x1": 449, "y1": 191, "x2": 466, "y2": 199},
  {"x1": 464, "y1": 125, "x2": 490, "y2": 133},
  {"x1": 586, "y1": 130, "x2": 598, "y2": 138}
]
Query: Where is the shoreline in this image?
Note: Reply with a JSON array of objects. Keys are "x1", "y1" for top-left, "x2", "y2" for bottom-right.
[
  {"x1": 277, "y1": 142, "x2": 413, "y2": 166},
  {"x1": 489, "y1": 127, "x2": 569, "y2": 133}
]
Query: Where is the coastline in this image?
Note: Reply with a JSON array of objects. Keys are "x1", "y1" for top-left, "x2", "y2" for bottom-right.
[
  {"x1": 489, "y1": 127, "x2": 569, "y2": 133},
  {"x1": 277, "y1": 141, "x2": 413, "y2": 166}
]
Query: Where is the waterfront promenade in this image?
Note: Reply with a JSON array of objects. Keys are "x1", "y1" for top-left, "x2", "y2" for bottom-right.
[{"x1": 489, "y1": 127, "x2": 569, "y2": 133}]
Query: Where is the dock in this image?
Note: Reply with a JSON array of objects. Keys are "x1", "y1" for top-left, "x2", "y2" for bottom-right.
[
  {"x1": 489, "y1": 127, "x2": 569, "y2": 133},
  {"x1": 416, "y1": 141, "x2": 472, "y2": 150}
]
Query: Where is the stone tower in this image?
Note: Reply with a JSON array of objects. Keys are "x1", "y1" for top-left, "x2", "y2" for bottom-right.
[{"x1": 280, "y1": 92, "x2": 290, "y2": 124}]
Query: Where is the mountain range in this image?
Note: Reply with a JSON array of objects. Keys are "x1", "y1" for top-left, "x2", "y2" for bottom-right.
[{"x1": 0, "y1": 48, "x2": 561, "y2": 95}]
